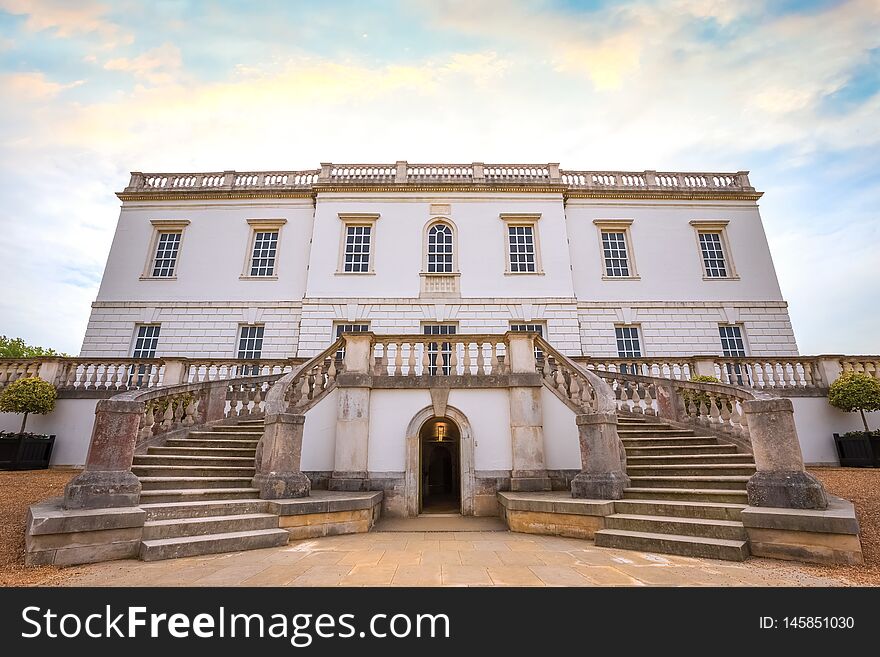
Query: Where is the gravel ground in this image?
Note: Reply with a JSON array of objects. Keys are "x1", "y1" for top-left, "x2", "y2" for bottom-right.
[
  {"x1": 1, "y1": 467, "x2": 878, "y2": 586},
  {"x1": 0, "y1": 469, "x2": 83, "y2": 586}
]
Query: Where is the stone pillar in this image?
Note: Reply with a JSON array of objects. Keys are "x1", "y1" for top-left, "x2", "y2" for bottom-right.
[
  {"x1": 815, "y1": 356, "x2": 842, "y2": 389},
  {"x1": 571, "y1": 413, "x2": 629, "y2": 499},
  {"x1": 329, "y1": 333, "x2": 373, "y2": 492},
  {"x1": 692, "y1": 358, "x2": 718, "y2": 378},
  {"x1": 745, "y1": 398, "x2": 827, "y2": 509},
  {"x1": 506, "y1": 332, "x2": 550, "y2": 491},
  {"x1": 36, "y1": 359, "x2": 62, "y2": 387},
  {"x1": 202, "y1": 383, "x2": 228, "y2": 423},
  {"x1": 162, "y1": 359, "x2": 188, "y2": 386},
  {"x1": 63, "y1": 400, "x2": 143, "y2": 509},
  {"x1": 253, "y1": 413, "x2": 310, "y2": 499}
]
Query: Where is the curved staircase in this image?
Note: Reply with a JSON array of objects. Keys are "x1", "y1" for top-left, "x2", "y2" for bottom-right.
[
  {"x1": 131, "y1": 418, "x2": 289, "y2": 561},
  {"x1": 594, "y1": 416, "x2": 755, "y2": 561}
]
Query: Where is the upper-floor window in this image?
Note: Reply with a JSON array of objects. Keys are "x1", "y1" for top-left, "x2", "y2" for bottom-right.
[
  {"x1": 249, "y1": 231, "x2": 278, "y2": 276},
  {"x1": 507, "y1": 225, "x2": 536, "y2": 273},
  {"x1": 719, "y1": 325, "x2": 746, "y2": 357},
  {"x1": 691, "y1": 220, "x2": 737, "y2": 280},
  {"x1": 601, "y1": 231, "x2": 630, "y2": 277},
  {"x1": 615, "y1": 326, "x2": 642, "y2": 358},
  {"x1": 143, "y1": 219, "x2": 189, "y2": 280},
  {"x1": 338, "y1": 214, "x2": 379, "y2": 274},
  {"x1": 427, "y1": 223, "x2": 454, "y2": 273},
  {"x1": 152, "y1": 232, "x2": 181, "y2": 278}
]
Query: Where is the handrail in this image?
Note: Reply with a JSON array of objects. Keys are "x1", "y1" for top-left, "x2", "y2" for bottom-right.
[
  {"x1": 534, "y1": 335, "x2": 616, "y2": 414},
  {"x1": 263, "y1": 337, "x2": 346, "y2": 416}
]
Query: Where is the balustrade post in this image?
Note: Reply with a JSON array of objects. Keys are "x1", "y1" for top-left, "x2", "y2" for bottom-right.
[
  {"x1": 744, "y1": 398, "x2": 827, "y2": 509},
  {"x1": 815, "y1": 356, "x2": 842, "y2": 389},
  {"x1": 329, "y1": 333, "x2": 373, "y2": 492},
  {"x1": 395, "y1": 160, "x2": 408, "y2": 184},
  {"x1": 571, "y1": 413, "x2": 629, "y2": 499},
  {"x1": 654, "y1": 379, "x2": 685, "y2": 422},
  {"x1": 63, "y1": 399, "x2": 143, "y2": 509},
  {"x1": 693, "y1": 358, "x2": 718, "y2": 378},
  {"x1": 548, "y1": 163, "x2": 561, "y2": 183},
  {"x1": 36, "y1": 359, "x2": 63, "y2": 387},
  {"x1": 506, "y1": 332, "x2": 550, "y2": 491},
  {"x1": 253, "y1": 413, "x2": 310, "y2": 499},
  {"x1": 162, "y1": 358, "x2": 188, "y2": 386},
  {"x1": 202, "y1": 382, "x2": 228, "y2": 423}
]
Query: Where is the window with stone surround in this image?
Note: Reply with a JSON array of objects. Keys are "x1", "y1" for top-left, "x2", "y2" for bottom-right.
[
  {"x1": 593, "y1": 219, "x2": 638, "y2": 279},
  {"x1": 427, "y1": 222, "x2": 454, "y2": 273},
  {"x1": 690, "y1": 220, "x2": 737, "y2": 280},
  {"x1": 338, "y1": 213, "x2": 379, "y2": 274},
  {"x1": 248, "y1": 231, "x2": 278, "y2": 276},
  {"x1": 501, "y1": 214, "x2": 542, "y2": 274},
  {"x1": 143, "y1": 219, "x2": 189, "y2": 279}
]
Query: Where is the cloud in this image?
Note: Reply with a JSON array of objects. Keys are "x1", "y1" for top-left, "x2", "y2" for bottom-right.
[
  {"x1": 0, "y1": 71, "x2": 83, "y2": 101},
  {"x1": 104, "y1": 43, "x2": 183, "y2": 84},
  {"x1": 0, "y1": 0, "x2": 132, "y2": 48}
]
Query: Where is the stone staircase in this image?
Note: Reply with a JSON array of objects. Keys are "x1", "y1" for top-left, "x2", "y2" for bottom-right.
[
  {"x1": 594, "y1": 416, "x2": 755, "y2": 561},
  {"x1": 131, "y1": 418, "x2": 289, "y2": 561}
]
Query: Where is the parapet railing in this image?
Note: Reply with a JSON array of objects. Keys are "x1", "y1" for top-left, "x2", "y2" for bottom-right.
[{"x1": 120, "y1": 163, "x2": 758, "y2": 194}]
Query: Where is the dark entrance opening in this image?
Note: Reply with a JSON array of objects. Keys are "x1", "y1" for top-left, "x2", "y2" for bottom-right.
[{"x1": 419, "y1": 417, "x2": 461, "y2": 514}]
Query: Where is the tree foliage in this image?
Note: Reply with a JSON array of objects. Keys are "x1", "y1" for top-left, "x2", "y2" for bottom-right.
[
  {"x1": 0, "y1": 335, "x2": 67, "y2": 358},
  {"x1": 0, "y1": 377, "x2": 57, "y2": 433},
  {"x1": 828, "y1": 372, "x2": 880, "y2": 432}
]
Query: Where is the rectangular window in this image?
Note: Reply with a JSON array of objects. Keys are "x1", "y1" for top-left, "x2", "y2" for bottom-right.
[
  {"x1": 510, "y1": 322, "x2": 545, "y2": 361},
  {"x1": 343, "y1": 225, "x2": 372, "y2": 273},
  {"x1": 601, "y1": 231, "x2": 630, "y2": 277},
  {"x1": 699, "y1": 232, "x2": 728, "y2": 278},
  {"x1": 424, "y1": 324, "x2": 456, "y2": 375},
  {"x1": 334, "y1": 323, "x2": 370, "y2": 361},
  {"x1": 507, "y1": 225, "x2": 536, "y2": 273},
  {"x1": 615, "y1": 326, "x2": 642, "y2": 375},
  {"x1": 152, "y1": 232, "x2": 181, "y2": 277},
  {"x1": 236, "y1": 325, "x2": 264, "y2": 375},
  {"x1": 130, "y1": 325, "x2": 160, "y2": 387},
  {"x1": 249, "y1": 231, "x2": 278, "y2": 277},
  {"x1": 719, "y1": 325, "x2": 748, "y2": 385}
]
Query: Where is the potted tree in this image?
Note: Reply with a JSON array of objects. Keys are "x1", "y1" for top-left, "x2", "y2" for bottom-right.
[
  {"x1": 828, "y1": 371, "x2": 880, "y2": 467},
  {"x1": 0, "y1": 377, "x2": 57, "y2": 470}
]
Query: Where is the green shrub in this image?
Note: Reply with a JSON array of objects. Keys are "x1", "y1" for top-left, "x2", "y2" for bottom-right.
[
  {"x1": 828, "y1": 371, "x2": 880, "y2": 432},
  {"x1": 682, "y1": 375, "x2": 721, "y2": 411},
  {"x1": 0, "y1": 377, "x2": 57, "y2": 433}
]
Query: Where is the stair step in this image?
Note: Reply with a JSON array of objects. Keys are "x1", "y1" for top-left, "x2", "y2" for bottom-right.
[
  {"x1": 187, "y1": 431, "x2": 264, "y2": 438},
  {"x1": 142, "y1": 513, "x2": 278, "y2": 540},
  {"x1": 628, "y1": 476, "x2": 749, "y2": 490},
  {"x1": 139, "y1": 488, "x2": 261, "y2": 503},
  {"x1": 133, "y1": 454, "x2": 255, "y2": 466},
  {"x1": 132, "y1": 465, "x2": 256, "y2": 478},
  {"x1": 604, "y1": 514, "x2": 747, "y2": 540},
  {"x1": 622, "y1": 437, "x2": 719, "y2": 447},
  {"x1": 594, "y1": 529, "x2": 749, "y2": 561},
  {"x1": 618, "y1": 429, "x2": 698, "y2": 437},
  {"x1": 166, "y1": 438, "x2": 260, "y2": 448},
  {"x1": 625, "y1": 444, "x2": 737, "y2": 456},
  {"x1": 141, "y1": 499, "x2": 269, "y2": 520},
  {"x1": 147, "y1": 447, "x2": 256, "y2": 457},
  {"x1": 140, "y1": 528, "x2": 289, "y2": 561},
  {"x1": 627, "y1": 464, "x2": 756, "y2": 477},
  {"x1": 139, "y1": 476, "x2": 254, "y2": 491},
  {"x1": 623, "y1": 487, "x2": 749, "y2": 503},
  {"x1": 614, "y1": 499, "x2": 746, "y2": 521},
  {"x1": 627, "y1": 453, "x2": 754, "y2": 465}
]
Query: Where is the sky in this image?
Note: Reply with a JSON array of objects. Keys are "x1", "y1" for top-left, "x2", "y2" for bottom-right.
[{"x1": 0, "y1": 0, "x2": 878, "y2": 355}]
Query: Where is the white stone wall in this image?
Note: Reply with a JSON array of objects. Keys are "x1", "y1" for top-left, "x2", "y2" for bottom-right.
[
  {"x1": 80, "y1": 302, "x2": 301, "y2": 358},
  {"x1": 577, "y1": 301, "x2": 798, "y2": 357},
  {"x1": 0, "y1": 399, "x2": 99, "y2": 467},
  {"x1": 297, "y1": 298, "x2": 581, "y2": 357}
]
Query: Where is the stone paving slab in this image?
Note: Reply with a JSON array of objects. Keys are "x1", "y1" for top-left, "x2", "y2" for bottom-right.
[{"x1": 63, "y1": 530, "x2": 850, "y2": 587}]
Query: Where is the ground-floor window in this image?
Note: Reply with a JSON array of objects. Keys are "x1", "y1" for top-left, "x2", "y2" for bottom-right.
[{"x1": 423, "y1": 324, "x2": 457, "y2": 375}]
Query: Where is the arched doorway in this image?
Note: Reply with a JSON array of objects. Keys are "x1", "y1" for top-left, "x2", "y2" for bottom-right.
[{"x1": 419, "y1": 417, "x2": 461, "y2": 513}]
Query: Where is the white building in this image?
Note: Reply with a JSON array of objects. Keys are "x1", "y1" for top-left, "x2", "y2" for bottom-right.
[{"x1": 83, "y1": 163, "x2": 796, "y2": 363}]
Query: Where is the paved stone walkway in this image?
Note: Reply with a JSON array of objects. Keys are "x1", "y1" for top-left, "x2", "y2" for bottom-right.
[{"x1": 64, "y1": 530, "x2": 849, "y2": 587}]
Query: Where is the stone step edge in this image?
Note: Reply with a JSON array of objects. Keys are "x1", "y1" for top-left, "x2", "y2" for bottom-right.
[
  {"x1": 140, "y1": 499, "x2": 266, "y2": 510},
  {"x1": 144, "y1": 512, "x2": 278, "y2": 528},
  {"x1": 615, "y1": 498, "x2": 747, "y2": 510},
  {"x1": 138, "y1": 476, "x2": 255, "y2": 483},
  {"x1": 140, "y1": 528, "x2": 289, "y2": 548},
  {"x1": 628, "y1": 475, "x2": 752, "y2": 482},
  {"x1": 624, "y1": 486, "x2": 748, "y2": 496},
  {"x1": 594, "y1": 528, "x2": 749, "y2": 549},
  {"x1": 607, "y1": 513, "x2": 744, "y2": 528},
  {"x1": 140, "y1": 487, "x2": 261, "y2": 496}
]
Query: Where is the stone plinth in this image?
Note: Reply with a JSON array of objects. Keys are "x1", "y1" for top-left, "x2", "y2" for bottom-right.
[
  {"x1": 498, "y1": 491, "x2": 615, "y2": 539},
  {"x1": 741, "y1": 495, "x2": 863, "y2": 565},
  {"x1": 269, "y1": 490, "x2": 383, "y2": 540}
]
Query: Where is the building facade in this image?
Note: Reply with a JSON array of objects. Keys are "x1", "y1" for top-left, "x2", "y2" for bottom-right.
[{"x1": 81, "y1": 163, "x2": 797, "y2": 364}]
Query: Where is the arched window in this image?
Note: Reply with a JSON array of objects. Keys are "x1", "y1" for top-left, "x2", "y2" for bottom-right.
[{"x1": 427, "y1": 223, "x2": 454, "y2": 273}]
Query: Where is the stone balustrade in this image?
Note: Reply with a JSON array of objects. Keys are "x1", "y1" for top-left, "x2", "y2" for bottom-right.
[
  {"x1": 119, "y1": 163, "x2": 756, "y2": 196},
  {"x1": 369, "y1": 334, "x2": 509, "y2": 377},
  {"x1": 0, "y1": 357, "x2": 303, "y2": 394}
]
